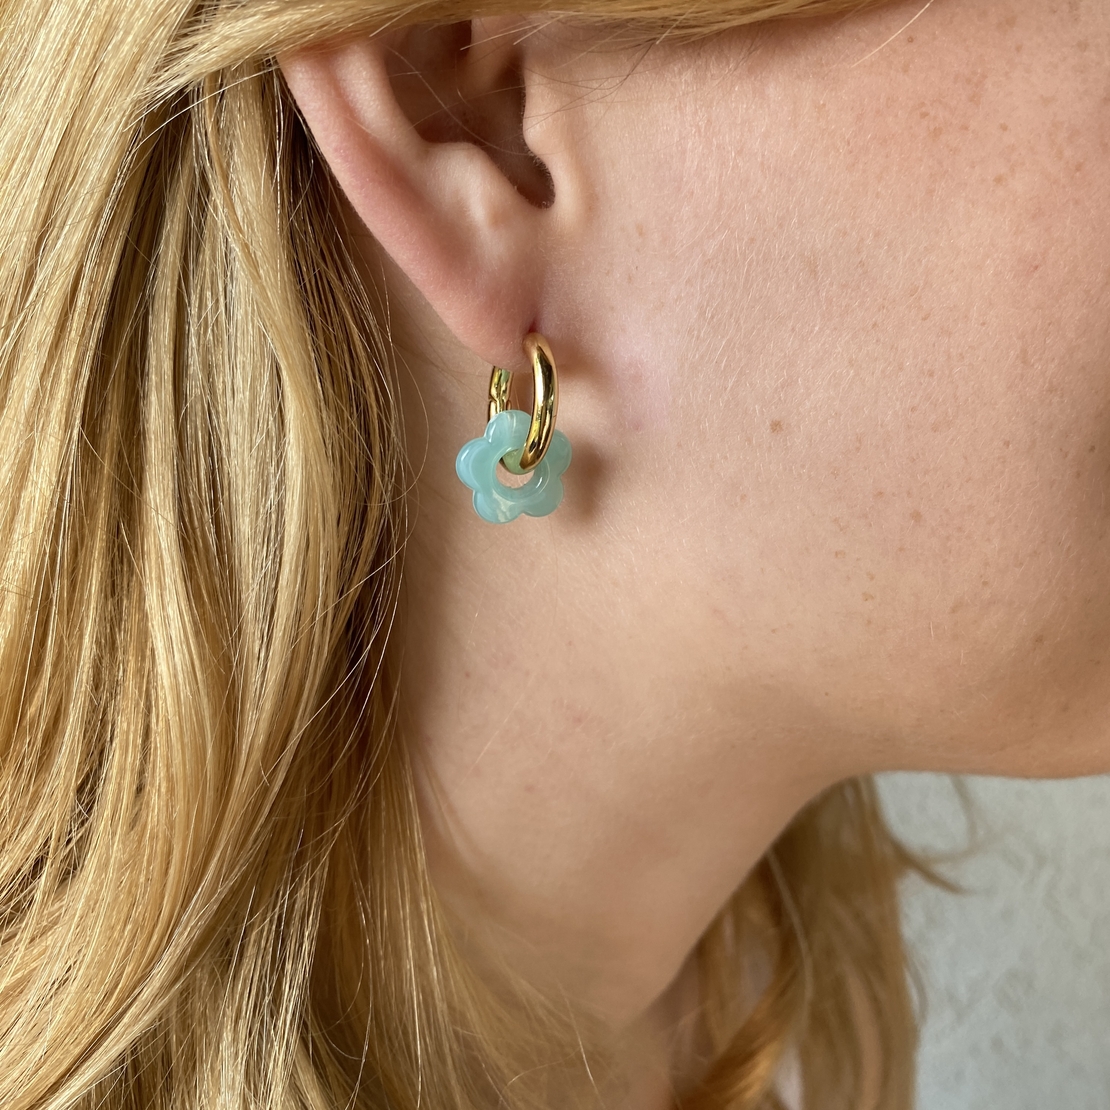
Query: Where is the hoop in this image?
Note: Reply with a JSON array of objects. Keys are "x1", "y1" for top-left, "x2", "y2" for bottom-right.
[
  {"x1": 457, "y1": 332, "x2": 571, "y2": 523},
  {"x1": 488, "y1": 333, "x2": 558, "y2": 474}
]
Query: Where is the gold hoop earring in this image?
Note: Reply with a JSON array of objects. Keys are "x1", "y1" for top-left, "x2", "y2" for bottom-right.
[
  {"x1": 488, "y1": 333, "x2": 558, "y2": 474},
  {"x1": 455, "y1": 333, "x2": 573, "y2": 525}
]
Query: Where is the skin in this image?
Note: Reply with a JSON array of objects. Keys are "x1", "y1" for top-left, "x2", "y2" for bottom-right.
[{"x1": 282, "y1": 0, "x2": 1110, "y2": 1101}]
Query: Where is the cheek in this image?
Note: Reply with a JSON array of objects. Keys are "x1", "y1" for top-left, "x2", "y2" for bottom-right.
[
  {"x1": 705, "y1": 266, "x2": 1110, "y2": 769},
  {"x1": 780, "y1": 28, "x2": 1110, "y2": 702},
  {"x1": 559, "y1": 13, "x2": 1110, "y2": 761}
]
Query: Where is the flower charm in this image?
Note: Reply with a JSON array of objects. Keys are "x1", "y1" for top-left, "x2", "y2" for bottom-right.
[{"x1": 455, "y1": 409, "x2": 572, "y2": 524}]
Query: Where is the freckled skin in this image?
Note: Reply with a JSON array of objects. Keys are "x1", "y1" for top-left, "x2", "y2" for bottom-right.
[
  {"x1": 528, "y1": 0, "x2": 1110, "y2": 776},
  {"x1": 377, "y1": 0, "x2": 1109, "y2": 1057}
]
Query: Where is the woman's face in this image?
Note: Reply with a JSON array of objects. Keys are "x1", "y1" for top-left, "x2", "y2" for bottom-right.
[
  {"x1": 280, "y1": 0, "x2": 1110, "y2": 1034},
  {"x1": 521, "y1": 0, "x2": 1110, "y2": 779}
]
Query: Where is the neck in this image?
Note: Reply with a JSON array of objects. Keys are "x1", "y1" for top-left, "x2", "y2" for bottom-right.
[{"x1": 391, "y1": 322, "x2": 841, "y2": 1030}]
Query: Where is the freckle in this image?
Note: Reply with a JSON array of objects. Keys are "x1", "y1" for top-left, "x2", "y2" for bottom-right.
[
  {"x1": 874, "y1": 490, "x2": 885, "y2": 499},
  {"x1": 636, "y1": 222, "x2": 645, "y2": 237},
  {"x1": 862, "y1": 592, "x2": 875, "y2": 602},
  {"x1": 1089, "y1": 445, "x2": 1097, "y2": 453},
  {"x1": 999, "y1": 122, "x2": 1009, "y2": 132},
  {"x1": 906, "y1": 34, "x2": 915, "y2": 43},
  {"x1": 930, "y1": 126, "x2": 944, "y2": 141},
  {"x1": 993, "y1": 173, "x2": 1007, "y2": 186},
  {"x1": 1077, "y1": 40, "x2": 1089, "y2": 52},
  {"x1": 919, "y1": 109, "x2": 929, "y2": 119},
  {"x1": 867, "y1": 571, "x2": 876, "y2": 581},
  {"x1": 1003, "y1": 439, "x2": 1011, "y2": 448},
  {"x1": 982, "y1": 580, "x2": 990, "y2": 587},
  {"x1": 1034, "y1": 634, "x2": 1045, "y2": 645},
  {"x1": 949, "y1": 601, "x2": 961, "y2": 614},
  {"x1": 910, "y1": 509, "x2": 923, "y2": 523},
  {"x1": 770, "y1": 419, "x2": 784, "y2": 434},
  {"x1": 835, "y1": 550, "x2": 846, "y2": 559}
]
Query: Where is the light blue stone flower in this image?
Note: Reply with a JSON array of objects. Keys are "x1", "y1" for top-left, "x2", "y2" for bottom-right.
[{"x1": 455, "y1": 409, "x2": 572, "y2": 524}]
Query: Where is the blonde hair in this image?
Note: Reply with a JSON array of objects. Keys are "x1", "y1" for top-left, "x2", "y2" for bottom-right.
[{"x1": 0, "y1": 2, "x2": 951, "y2": 1107}]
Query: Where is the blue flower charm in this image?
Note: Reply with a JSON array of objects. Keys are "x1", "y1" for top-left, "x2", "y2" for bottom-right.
[{"x1": 455, "y1": 409, "x2": 572, "y2": 524}]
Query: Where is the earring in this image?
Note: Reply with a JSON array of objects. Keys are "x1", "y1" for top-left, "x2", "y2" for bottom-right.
[{"x1": 455, "y1": 333, "x2": 573, "y2": 524}]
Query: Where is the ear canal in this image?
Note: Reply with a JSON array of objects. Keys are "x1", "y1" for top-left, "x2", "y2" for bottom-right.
[{"x1": 385, "y1": 21, "x2": 554, "y2": 208}]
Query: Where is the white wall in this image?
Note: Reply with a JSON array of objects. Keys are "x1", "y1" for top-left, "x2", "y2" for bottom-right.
[{"x1": 876, "y1": 774, "x2": 1110, "y2": 1110}]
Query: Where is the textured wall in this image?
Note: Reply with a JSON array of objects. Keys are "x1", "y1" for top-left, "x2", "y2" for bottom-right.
[{"x1": 876, "y1": 773, "x2": 1110, "y2": 1110}]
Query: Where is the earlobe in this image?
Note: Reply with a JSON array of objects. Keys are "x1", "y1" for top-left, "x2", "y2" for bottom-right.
[{"x1": 279, "y1": 19, "x2": 552, "y2": 369}]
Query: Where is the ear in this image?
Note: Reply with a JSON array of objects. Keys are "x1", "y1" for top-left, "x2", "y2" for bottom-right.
[{"x1": 279, "y1": 19, "x2": 554, "y2": 369}]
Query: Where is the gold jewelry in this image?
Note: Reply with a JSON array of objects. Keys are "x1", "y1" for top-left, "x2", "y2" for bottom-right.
[
  {"x1": 455, "y1": 332, "x2": 572, "y2": 524},
  {"x1": 488, "y1": 332, "x2": 558, "y2": 474}
]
